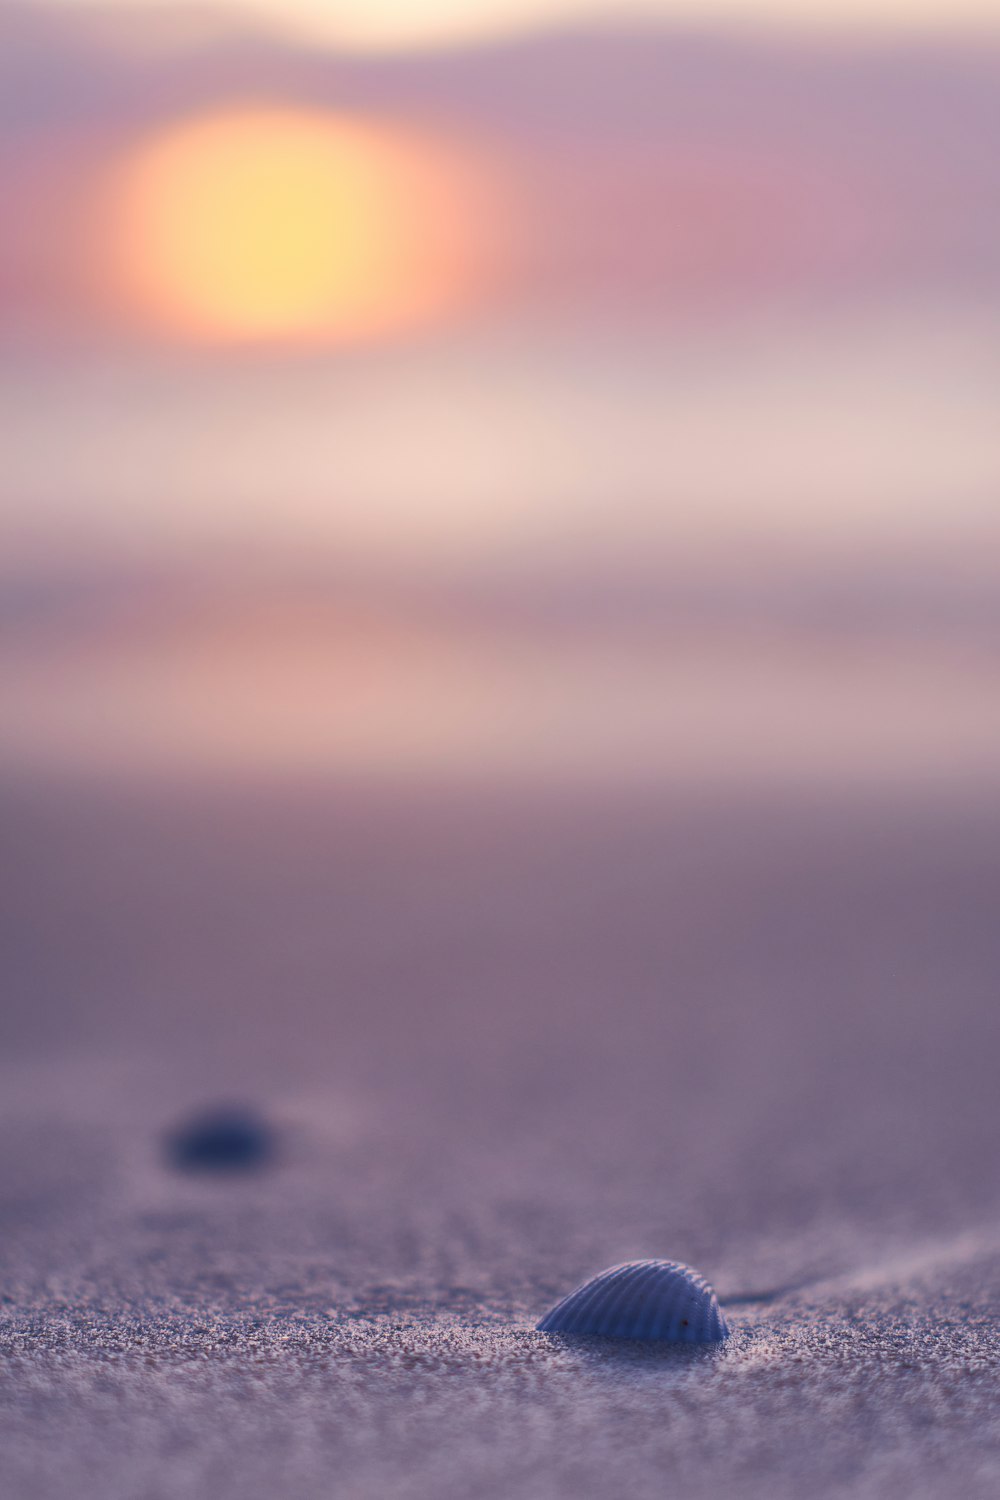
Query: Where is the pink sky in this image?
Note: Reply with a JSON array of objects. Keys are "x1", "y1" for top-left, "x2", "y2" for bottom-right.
[
  {"x1": 2, "y1": 9, "x2": 999, "y2": 344},
  {"x1": 2, "y1": 5, "x2": 998, "y2": 785}
]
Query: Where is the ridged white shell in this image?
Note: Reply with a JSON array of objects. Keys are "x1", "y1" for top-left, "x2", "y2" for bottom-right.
[{"x1": 536, "y1": 1259, "x2": 728, "y2": 1342}]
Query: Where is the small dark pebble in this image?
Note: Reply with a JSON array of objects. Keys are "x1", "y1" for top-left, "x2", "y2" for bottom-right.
[{"x1": 166, "y1": 1106, "x2": 274, "y2": 1172}]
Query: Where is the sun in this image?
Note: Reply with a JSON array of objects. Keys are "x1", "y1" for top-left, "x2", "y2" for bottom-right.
[{"x1": 109, "y1": 108, "x2": 483, "y2": 343}]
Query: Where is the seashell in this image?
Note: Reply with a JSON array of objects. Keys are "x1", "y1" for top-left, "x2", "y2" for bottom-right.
[
  {"x1": 166, "y1": 1105, "x2": 274, "y2": 1172},
  {"x1": 536, "y1": 1259, "x2": 728, "y2": 1342}
]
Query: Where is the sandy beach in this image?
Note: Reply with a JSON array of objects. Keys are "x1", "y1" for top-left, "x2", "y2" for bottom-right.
[
  {"x1": 3, "y1": 775, "x2": 1000, "y2": 1499},
  {"x1": 4, "y1": 1, "x2": 1000, "y2": 1493}
]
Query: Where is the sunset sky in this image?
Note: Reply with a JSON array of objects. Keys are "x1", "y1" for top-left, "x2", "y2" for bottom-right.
[
  {"x1": 44, "y1": 0, "x2": 1000, "y2": 47},
  {"x1": 2, "y1": 0, "x2": 999, "y2": 783}
]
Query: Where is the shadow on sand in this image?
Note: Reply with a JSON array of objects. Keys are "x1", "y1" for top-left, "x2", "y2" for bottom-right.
[{"x1": 536, "y1": 1331, "x2": 727, "y2": 1372}]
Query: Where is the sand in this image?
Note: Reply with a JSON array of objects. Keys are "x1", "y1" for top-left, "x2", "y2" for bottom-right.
[{"x1": 3, "y1": 777, "x2": 1000, "y2": 1499}]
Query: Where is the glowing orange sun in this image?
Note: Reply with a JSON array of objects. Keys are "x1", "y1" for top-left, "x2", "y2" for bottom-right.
[{"x1": 109, "y1": 108, "x2": 484, "y2": 343}]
